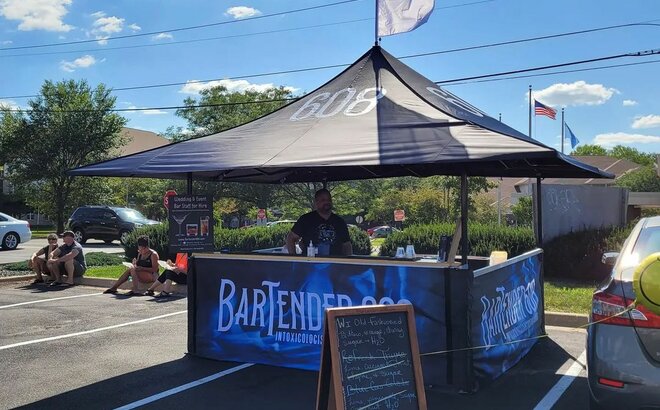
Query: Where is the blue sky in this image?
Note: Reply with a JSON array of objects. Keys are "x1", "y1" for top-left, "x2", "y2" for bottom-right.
[{"x1": 1, "y1": 0, "x2": 659, "y2": 153}]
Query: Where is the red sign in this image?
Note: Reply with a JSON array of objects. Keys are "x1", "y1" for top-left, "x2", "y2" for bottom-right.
[
  {"x1": 257, "y1": 208, "x2": 266, "y2": 219},
  {"x1": 394, "y1": 209, "x2": 405, "y2": 222},
  {"x1": 163, "y1": 190, "x2": 178, "y2": 209}
]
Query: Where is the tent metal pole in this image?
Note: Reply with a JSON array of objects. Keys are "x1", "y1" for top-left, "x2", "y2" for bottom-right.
[
  {"x1": 187, "y1": 173, "x2": 193, "y2": 195},
  {"x1": 460, "y1": 173, "x2": 468, "y2": 266},
  {"x1": 536, "y1": 177, "x2": 543, "y2": 247}
]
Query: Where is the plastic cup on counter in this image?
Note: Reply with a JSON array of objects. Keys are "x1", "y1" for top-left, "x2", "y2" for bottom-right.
[{"x1": 395, "y1": 247, "x2": 405, "y2": 258}]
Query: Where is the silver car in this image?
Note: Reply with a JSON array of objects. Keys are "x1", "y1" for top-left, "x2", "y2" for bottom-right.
[
  {"x1": 0, "y1": 212, "x2": 32, "y2": 250},
  {"x1": 587, "y1": 216, "x2": 660, "y2": 409}
]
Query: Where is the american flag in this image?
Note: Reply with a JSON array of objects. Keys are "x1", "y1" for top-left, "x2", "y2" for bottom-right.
[{"x1": 534, "y1": 100, "x2": 557, "y2": 120}]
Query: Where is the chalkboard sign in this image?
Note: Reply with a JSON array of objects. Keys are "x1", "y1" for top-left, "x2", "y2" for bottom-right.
[{"x1": 316, "y1": 304, "x2": 427, "y2": 410}]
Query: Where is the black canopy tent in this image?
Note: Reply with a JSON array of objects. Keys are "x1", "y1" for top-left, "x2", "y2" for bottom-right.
[{"x1": 69, "y1": 45, "x2": 613, "y2": 258}]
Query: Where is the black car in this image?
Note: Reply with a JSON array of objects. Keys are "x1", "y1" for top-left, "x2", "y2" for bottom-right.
[{"x1": 67, "y1": 206, "x2": 159, "y2": 244}]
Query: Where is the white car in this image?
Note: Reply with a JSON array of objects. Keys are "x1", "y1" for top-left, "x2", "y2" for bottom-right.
[{"x1": 0, "y1": 212, "x2": 32, "y2": 250}]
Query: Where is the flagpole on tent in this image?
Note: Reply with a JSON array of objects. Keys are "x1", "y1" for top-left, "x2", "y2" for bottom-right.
[
  {"x1": 374, "y1": 0, "x2": 379, "y2": 45},
  {"x1": 561, "y1": 108, "x2": 565, "y2": 154}
]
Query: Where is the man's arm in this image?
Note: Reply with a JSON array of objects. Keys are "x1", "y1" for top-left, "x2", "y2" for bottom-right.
[
  {"x1": 56, "y1": 249, "x2": 78, "y2": 263},
  {"x1": 49, "y1": 248, "x2": 61, "y2": 261},
  {"x1": 286, "y1": 231, "x2": 301, "y2": 255}
]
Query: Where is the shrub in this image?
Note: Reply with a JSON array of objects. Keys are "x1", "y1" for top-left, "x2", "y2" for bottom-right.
[
  {"x1": 380, "y1": 223, "x2": 535, "y2": 257},
  {"x1": 214, "y1": 224, "x2": 371, "y2": 255},
  {"x1": 544, "y1": 225, "x2": 633, "y2": 280},
  {"x1": 122, "y1": 223, "x2": 170, "y2": 260},
  {"x1": 85, "y1": 252, "x2": 124, "y2": 267}
]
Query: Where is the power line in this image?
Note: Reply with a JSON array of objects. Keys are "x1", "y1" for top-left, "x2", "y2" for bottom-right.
[
  {"x1": 0, "y1": 0, "x2": 500, "y2": 57},
  {"x1": 0, "y1": 0, "x2": 362, "y2": 51},
  {"x1": 434, "y1": 49, "x2": 660, "y2": 84},
  {"x1": 2, "y1": 18, "x2": 659, "y2": 100},
  {"x1": 2, "y1": 49, "x2": 658, "y2": 114},
  {"x1": 0, "y1": 18, "x2": 372, "y2": 59},
  {"x1": 442, "y1": 59, "x2": 660, "y2": 86}
]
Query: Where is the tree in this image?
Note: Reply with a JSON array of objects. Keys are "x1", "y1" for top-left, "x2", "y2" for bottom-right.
[
  {"x1": 174, "y1": 85, "x2": 295, "y2": 140},
  {"x1": 616, "y1": 166, "x2": 660, "y2": 192},
  {"x1": 608, "y1": 145, "x2": 655, "y2": 166},
  {"x1": 511, "y1": 196, "x2": 533, "y2": 227},
  {"x1": 0, "y1": 80, "x2": 126, "y2": 232},
  {"x1": 571, "y1": 144, "x2": 607, "y2": 156}
]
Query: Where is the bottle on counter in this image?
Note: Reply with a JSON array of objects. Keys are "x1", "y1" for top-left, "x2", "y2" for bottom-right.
[{"x1": 307, "y1": 240, "x2": 316, "y2": 257}]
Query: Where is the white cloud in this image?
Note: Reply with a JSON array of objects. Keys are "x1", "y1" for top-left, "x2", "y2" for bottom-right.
[
  {"x1": 623, "y1": 99, "x2": 638, "y2": 106},
  {"x1": 531, "y1": 81, "x2": 618, "y2": 107},
  {"x1": 179, "y1": 78, "x2": 298, "y2": 95},
  {"x1": 60, "y1": 55, "x2": 98, "y2": 72},
  {"x1": 0, "y1": 99, "x2": 19, "y2": 110},
  {"x1": 92, "y1": 15, "x2": 124, "y2": 34},
  {"x1": 128, "y1": 23, "x2": 141, "y2": 31},
  {"x1": 632, "y1": 115, "x2": 660, "y2": 130},
  {"x1": 1, "y1": 40, "x2": 12, "y2": 44},
  {"x1": 90, "y1": 10, "x2": 105, "y2": 18},
  {"x1": 125, "y1": 104, "x2": 168, "y2": 115},
  {"x1": 593, "y1": 132, "x2": 660, "y2": 147},
  {"x1": 225, "y1": 6, "x2": 261, "y2": 19},
  {"x1": 152, "y1": 32, "x2": 173, "y2": 41},
  {"x1": 0, "y1": 0, "x2": 73, "y2": 31}
]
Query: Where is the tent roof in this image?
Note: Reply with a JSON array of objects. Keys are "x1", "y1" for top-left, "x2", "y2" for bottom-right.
[{"x1": 70, "y1": 46, "x2": 613, "y2": 183}]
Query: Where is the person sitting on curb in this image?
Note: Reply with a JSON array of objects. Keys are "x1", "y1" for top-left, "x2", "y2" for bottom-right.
[
  {"x1": 29, "y1": 233, "x2": 59, "y2": 284},
  {"x1": 144, "y1": 253, "x2": 188, "y2": 298},
  {"x1": 47, "y1": 231, "x2": 86, "y2": 287},
  {"x1": 103, "y1": 235, "x2": 159, "y2": 296}
]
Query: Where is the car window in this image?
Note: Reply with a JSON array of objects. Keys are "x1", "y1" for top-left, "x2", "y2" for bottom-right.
[
  {"x1": 115, "y1": 208, "x2": 146, "y2": 221},
  {"x1": 618, "y1": 224, "x2": 660, "y2": 280},
  {"x1": 0, "y1": 215, "x2": 6, "y2": 222},
  {"x1": 102, "y1": 211, "x2": 115, "y2": 219}
]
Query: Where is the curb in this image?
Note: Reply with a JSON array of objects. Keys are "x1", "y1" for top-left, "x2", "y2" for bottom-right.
[
  {"x1": 545, "y1": 311, "x2": 589, "y2": 328},
  {"x1": 0, "y1": 274, "x2": 186, "y2": 294}
]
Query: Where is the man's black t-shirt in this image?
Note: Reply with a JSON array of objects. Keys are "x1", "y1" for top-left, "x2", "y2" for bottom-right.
[{"x1": 292, "y1": 212, "x2": 350, "y2": 256}]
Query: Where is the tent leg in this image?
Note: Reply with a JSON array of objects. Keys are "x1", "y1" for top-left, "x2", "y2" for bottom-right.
[
  {"x1": 460, "y1": 173, "x2": 468, "y2": 267},
  {"x1": 536, "y1": 177, "x2": 543, "y2": 247},
  {"x1": 187, "y1": 173, "x2": 193, "y2": 195}
]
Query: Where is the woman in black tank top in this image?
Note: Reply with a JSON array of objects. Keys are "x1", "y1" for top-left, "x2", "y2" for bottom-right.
[{"x1": 104, "y1": 235, "x2": 159, "y2": 295}]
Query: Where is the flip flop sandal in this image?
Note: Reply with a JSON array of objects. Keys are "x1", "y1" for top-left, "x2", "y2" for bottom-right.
[{"x1": 155, "y1": 291, "x2": 171, "y2": 298}]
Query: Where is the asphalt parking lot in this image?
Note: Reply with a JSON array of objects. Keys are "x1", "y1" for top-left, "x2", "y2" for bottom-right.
[
  {"x1": 0, "y1": 279, "x2": 589, "y2": 409},
  {"x1": 0, "y1": 239, "x2": 123, "y2": 265}
]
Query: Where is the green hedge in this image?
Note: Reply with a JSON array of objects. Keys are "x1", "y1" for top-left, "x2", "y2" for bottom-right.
[
  {"x1": 2, "y1": 252, "x2": 124, "y2": 272},
  {"x1": 380, "y1": 223, "x2": 536, "y2": 257},
  {"x1": 122, "y1": 222, "x2": 371, "y2": 256},
  {"x1": 123, "y1": 223, "x2": 171, "y2": 260},
  {"x1": 544, "y1": 225, "x2": 632, "y2": 280}
]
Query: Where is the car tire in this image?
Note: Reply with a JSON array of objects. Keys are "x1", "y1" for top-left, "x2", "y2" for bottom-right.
[
  {"x1": 119, "y1": 230, "x2": 131, "y2": 245},
  {"x1": 73, "y1": 228, "x2": 86, "y2": 244},
  {"x1": 1, "y1": 232, "x2": 19, "y2": 250}
]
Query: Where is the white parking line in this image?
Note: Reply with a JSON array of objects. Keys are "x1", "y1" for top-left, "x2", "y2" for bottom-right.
[
  {"x1": 114, "y1": 363, "x2": 255, "y2": 410},
  {"x1": 533, "y1": 350, "x2": 587, "y2": 410},
  {"x1": 0, "y1": 292, "x2": 104, "y2": 310},
  {"x1": 0, "y1": 310, "x2": 186, "y2": 351}
]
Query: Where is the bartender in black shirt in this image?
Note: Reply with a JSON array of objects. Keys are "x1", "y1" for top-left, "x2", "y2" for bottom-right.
[{"x1": 286, "y1": 189, "x2": 352, "y2": 256}]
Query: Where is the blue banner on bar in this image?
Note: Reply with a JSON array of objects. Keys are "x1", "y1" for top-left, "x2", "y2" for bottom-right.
[{"x1": 471, "y1": 253, "x2": 543, "y2": 380}]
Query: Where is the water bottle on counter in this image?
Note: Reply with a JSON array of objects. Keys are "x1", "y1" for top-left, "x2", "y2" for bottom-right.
[
  {"x1": 437, "y1": 235, "x2": 451, "y2": 262},
  {"x1": 307, "y1": 240, "x2": 316, "y2": 257}
]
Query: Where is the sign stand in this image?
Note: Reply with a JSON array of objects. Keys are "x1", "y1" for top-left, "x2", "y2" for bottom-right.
[{"x1": 316, "y1": 304, "x2": 427, "y2": 410}]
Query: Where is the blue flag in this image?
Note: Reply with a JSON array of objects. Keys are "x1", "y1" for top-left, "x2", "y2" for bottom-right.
[{"x1": 565, "y1": 123, "x2": 580, "y2": 149}]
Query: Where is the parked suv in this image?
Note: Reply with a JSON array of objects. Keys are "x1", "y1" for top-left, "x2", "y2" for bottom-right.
[{"x1": 67, "y1": 206, "x2": 159, "y2": 245}]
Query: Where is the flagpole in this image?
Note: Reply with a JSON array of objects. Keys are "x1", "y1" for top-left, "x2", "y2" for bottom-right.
[
  {"x1": 561, "y1": 108, "x2": 565, "y2": 154},
  {"x1": 374, "y1": 0, "x2": 379, "y2": 45},
  {"x1": 528, "y1": 85, "x2": 532, "y2": 138}
]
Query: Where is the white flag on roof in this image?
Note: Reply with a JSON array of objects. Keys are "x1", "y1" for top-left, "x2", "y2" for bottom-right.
[{"x1": 377, "y1": 0, "x2": 435, "y2": 37}]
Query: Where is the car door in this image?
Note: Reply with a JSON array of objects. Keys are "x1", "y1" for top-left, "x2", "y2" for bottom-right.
[
  {"x1": 77, "y1": 209, "x2": 100, "y2": 238},
  {"x1": 101, "y1": 210, "x2": 121, "y2": 238}
]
